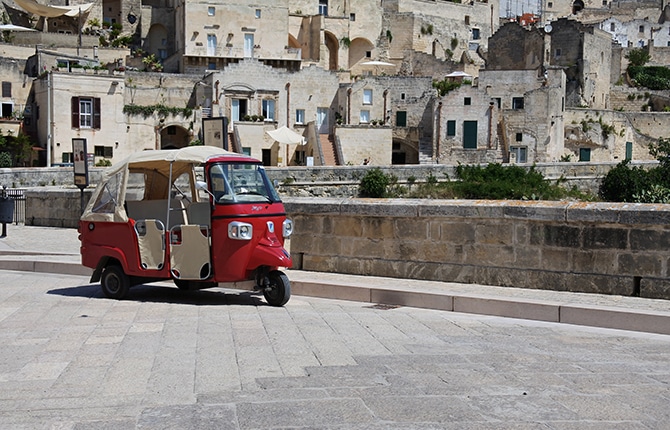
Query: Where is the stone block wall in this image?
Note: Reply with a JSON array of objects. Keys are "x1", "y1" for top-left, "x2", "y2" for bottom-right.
[
  {"x1": 285, "y1": 198, "x2": 670, "y2": 300},
  {"x1": 25, "y1": 188, "x2": 94, "y2": 228}
]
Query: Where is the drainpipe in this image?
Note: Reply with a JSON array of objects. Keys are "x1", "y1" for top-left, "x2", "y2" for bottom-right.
[
  {"x1": 285, "y1": 82, "x2": 291, "y2": 127},
  {"x1": 383, "y1": 89, "x2": 388, "y2": 124},
  {"x1": 46, "y1": 72, "x2": 53, "y2": 167},
  {"x1": 435, "y1": 101, "x2": 442, "y2": 163},
  {"x1": 347, "y1": 87, "x2": 352, "y2": 124},
  {"x1": 487, "y1": 102, "x2": 494, "y2": 149}
]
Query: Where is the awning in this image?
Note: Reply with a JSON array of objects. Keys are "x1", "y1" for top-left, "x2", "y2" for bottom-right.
[
  {"x1": 266, "y1": 126, "x2": 305, "y2": 145},
  {"x1": 14, "y1": 0, "x2": 93, "y2": 18}
]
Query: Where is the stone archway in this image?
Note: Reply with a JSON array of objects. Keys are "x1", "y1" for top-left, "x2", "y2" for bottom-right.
[
  {"x1": 349, "y1": 38, "x2": 375, "y2": 69},
  {"x1": 324, "y1": 31, "x2": 339, "y2": 70},
  {"x1": 159, "y1": 124, "x2": 191, "y2": 149},
  {"x1": 392, "y1": 139, "x2": 419, "y2": 165},
  {"x1": 572, "y1": 0, "x2": 584, "y2": 14},
  {"x1": 145, "y1": 23, "x2": 168, "y2": 60}
]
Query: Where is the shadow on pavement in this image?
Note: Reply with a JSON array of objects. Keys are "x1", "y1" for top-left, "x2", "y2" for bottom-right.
[{"x1": 47, "y1": 283, "x2": 267, "y2": 306}]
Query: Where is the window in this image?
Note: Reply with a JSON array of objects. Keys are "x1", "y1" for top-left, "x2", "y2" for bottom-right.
[
  {"x1": 472, "y1": 28, "x2": 480, "y2": 40},
  {"x1": 625, "y1": 141, "x2": 633, "y2": 160},
  {"x1": 464, "y1": 97, "x2": 471, "y2": 106},
  {"x1": 610, "y1": 23, "x2": 615, "y2": 31},
  {"x1": 62, "y1": 152, "x2": 73, "y2": 163},
  {"x1": 639, "y1": 26, "x2": 644, "y2": 33},
  {"x1": 363, "y1": 89, "x2": 373, "y2": 105},
  {"x1": 1, "y1": 102, "x2": 11, "y2": 118},
  {"x1": 262, "y1": 99, "x2": 275, "y2": 121},
  {"x1": 510, "y1": 147, "x2": 527, "y2": 163},
  {"x1": 516, "y1": 133, "x2": 523, "y2": 142},
  {"x1": 232, "y1": 99, "x2": 248, "y2": 121},
  {"x1": 94, "y1": 145, "x2": 113, "y2": 158},
  {"x1": 350, "y1": 13, "x2": 355, "y2": 21},
  {"x1": 547, "y1": 2, "x2": 553, "y2": 7},
  {"x1": 446, "y1": 120, "x2": 456, "y2": 136},
  {"x1": 465, "y1": 16, "x2": 470, "y2": 25},
  {"x1": 295, "y1": 109, "x2": 305, "y2": 124},
  {"x1": 255, "y1": 9, "x2": 261, "y2": 18},
  {"x1": 360, "y1": 110, "x2": 370, "y2": 123},
  {"x1": 366, "y1": 51, "x2": 371, "y2": 58},
  {"x1": 555, "y1": 48, "x2": 562, "y2": 57},
  {"x1": 1, "y1": 81, "x2": 10, "y2": 98},
  {"x1": 71, "y1": 97, "x2": 101, "y2": 129},
  {"x1": 319, "y1": 0, "x2": 328, "y2": 16},
  {"x1": 207, "y1": 34, "x2": 217, "y2": 56},
  {"x1": 396, "y1": 111, "x2": 407, "y2": 127},
  {"x1": 463, "y1": 121, "x2": 477, "y2": 149},
  {"x1": 579, "y1": 148, "x2": 591, "y2": 161},
  {"x1": 602, "y1": 0, "x2": 607, "y2": 5},
  {"x1": 158, "y1": 49, "x2": 167, "y2": 59},
  {"x1": 401, "y1": 93, "x2": 406, "y2": 100},
  {"x1": 493, "y1": 97, "x2": 501, "y2": 108},
  {"x1": 244, "y1": 33, "x2": 254, "y2": 57},
  {"x1": 208, "y1": 6, "x2": 215, "y2": 16},
  {"x1": 512, "y1": 97, "x2": 524, "y2": 109}
]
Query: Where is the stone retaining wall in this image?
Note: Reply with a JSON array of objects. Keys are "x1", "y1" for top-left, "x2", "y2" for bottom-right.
[
  {"x1": 284, "y1": 198, "x2": 670, "y2": 300},
  {"x1": 2, "y1": 161, "x2": 660, "y2": 198}
]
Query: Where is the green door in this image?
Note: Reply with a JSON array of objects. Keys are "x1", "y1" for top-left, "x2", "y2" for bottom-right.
[
  {"x1": 463, "y1": 121, "x2": 477, "y2": 149},
  {"x1": 625, "y1": 142, "x2": 633, "y2": 160}
]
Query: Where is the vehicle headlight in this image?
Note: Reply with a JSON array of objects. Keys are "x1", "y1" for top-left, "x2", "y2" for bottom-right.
[
  {"x1": 228, "y1": 221, "x2": 253, "y2": 240},
  {"x1": 282, "y1": 219, "x2": 293, "y2": 238}
]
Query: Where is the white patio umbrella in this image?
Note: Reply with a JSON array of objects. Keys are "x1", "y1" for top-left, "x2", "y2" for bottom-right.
[
  {"x1": 266, "y1": 126, "x2": 305, "y2": 145},
  {"x1": 360, "y1": 60, "x2": 395, "y2": 67},
  {"x1": 0, "y1": 24, "x2": 37, "y2": 31}
]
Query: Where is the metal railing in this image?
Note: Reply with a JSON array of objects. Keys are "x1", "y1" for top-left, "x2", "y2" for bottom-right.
[{"x1": 3, "y1": 188, "x2": 25, "y2": 224}]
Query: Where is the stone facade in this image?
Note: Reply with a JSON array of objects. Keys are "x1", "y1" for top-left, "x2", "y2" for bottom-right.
[{"x1": 285, "y1": 198, "x2": 670, "y2": 300}]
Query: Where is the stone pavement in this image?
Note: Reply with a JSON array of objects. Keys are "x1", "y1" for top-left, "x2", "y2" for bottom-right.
[{"x1": 0, "y1": 225, "x2": 669, "y2": 428}]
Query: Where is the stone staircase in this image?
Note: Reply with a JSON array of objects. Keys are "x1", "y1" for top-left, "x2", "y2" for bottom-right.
[
  {"x1": 319, "y1": 134, "x2": 339, "y2": 166},
  {"x1": 418, "y1": 137, "x2": 435, "y2": 164}
]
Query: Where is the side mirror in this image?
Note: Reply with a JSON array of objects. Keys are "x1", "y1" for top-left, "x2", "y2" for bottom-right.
[{"x1": 196, "y1": 180, "x2": 215, "y2": 203}]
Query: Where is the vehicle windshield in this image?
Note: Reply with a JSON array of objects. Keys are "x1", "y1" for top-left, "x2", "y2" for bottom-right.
[{"x1": 209, "y1": 162, "x2": 281, "y2": 204}]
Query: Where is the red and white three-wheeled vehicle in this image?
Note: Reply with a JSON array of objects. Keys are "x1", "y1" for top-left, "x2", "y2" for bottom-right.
[{"x1": 78, "y1": 146, "x2": 293, "y2": 306}]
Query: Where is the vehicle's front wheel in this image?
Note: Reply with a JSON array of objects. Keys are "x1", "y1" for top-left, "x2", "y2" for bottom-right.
[
  {"x1": 263, "y1": 270, "x2": 290, "y2": 307},
  {"x1": 101, "y1": 265, "x2": 130, "y2": 299}
]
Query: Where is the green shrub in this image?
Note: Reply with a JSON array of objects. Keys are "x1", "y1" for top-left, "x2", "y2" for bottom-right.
[
  {"x1": 632, "y1": 184, "x2": 670, "y2": 204},
  {"x1": 0, "y1": 152, "x2": 11, "y2": 168},
  {"x1": 359, "y1": 168, "x2": 390, "y2": 198},
  {"x1": 599, "y1": 160, "x2": 654, "y2": 202},
  {"x1": 452, "y1": 163, "x2": 563, "y2": 200}
]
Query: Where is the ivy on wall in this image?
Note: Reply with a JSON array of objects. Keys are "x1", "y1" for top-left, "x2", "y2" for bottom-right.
[{"x1": 123, "y1": 104, "x2": 193, "y2": 118}]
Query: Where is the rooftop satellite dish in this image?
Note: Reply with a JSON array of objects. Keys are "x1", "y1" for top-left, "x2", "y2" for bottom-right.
[{"x1": 544, "y1": 23, "x2": 553, "y2": 33}]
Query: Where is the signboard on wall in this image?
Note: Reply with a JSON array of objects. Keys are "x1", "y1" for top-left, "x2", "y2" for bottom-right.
[
  {"x1": 72, "y1": 138, "x2": 88, "y2": 188},
  {"x1": 202, "y1": 117, "x2": 228, "y2": 150}
]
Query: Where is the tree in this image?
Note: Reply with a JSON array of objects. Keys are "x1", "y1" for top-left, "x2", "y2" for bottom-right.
[{"x1": 625, "y1": 48, "x2": 650, "y2": 67}]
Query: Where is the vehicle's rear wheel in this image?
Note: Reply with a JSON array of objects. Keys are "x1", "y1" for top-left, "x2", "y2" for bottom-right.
[
  {"x1": 101, "y1": 265, "x2": 130, "y2": 299},
  {"x1": 263, "y1": 270, "x2": 290, "y2": 307},
  {"x1": 174, "y1": 279, "x2": 191, "y2": 290}
]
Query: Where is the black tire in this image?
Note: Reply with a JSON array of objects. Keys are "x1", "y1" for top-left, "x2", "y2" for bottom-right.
[
  {"x1": 263, "y1": 270, "x2": 290, "y2": 307},
  {"x1": 174, "y1": 279, "x2": 191, "y2": 290},
  {"x1": 101, "y1": 265, "x2": 130, "y2": 299}
]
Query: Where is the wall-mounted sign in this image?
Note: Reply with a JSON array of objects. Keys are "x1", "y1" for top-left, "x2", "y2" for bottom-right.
[
  {"x1": 202, "y1": 117, "x2": 228, "y2": 150},
  {"x1": 72, "y1": 138, "x2": 89, "y2": 188}
]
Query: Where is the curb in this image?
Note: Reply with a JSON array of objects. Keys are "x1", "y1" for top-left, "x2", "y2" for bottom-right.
[{"x1": 1, "y1": 258, "x2": 669, "y2": 336}]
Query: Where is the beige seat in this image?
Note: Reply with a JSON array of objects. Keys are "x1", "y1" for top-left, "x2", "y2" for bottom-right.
[
  {"x1": 169, "y1": 225, "x2": 210, "y2": 280},
  {"x1": 135, "y1": 219, "x2": 165, "y2": 270}
]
